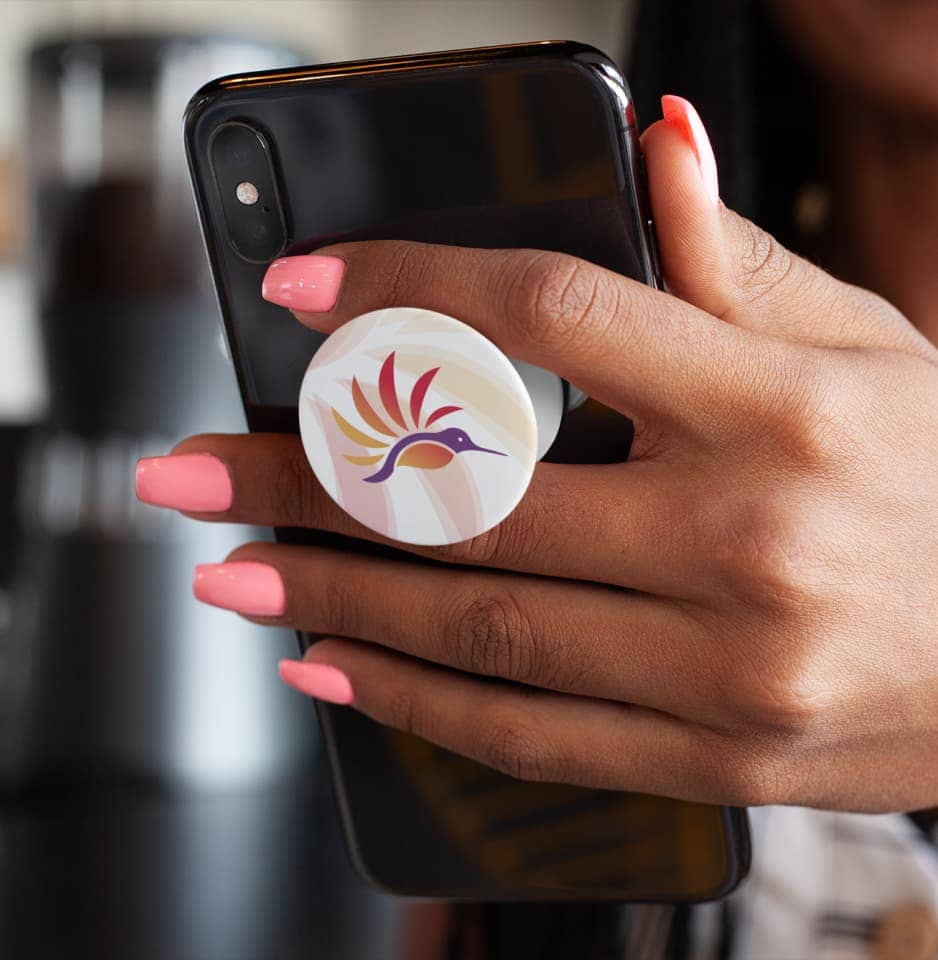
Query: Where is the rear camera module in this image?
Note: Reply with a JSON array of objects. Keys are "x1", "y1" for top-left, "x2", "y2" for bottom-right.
[{"x1": 209, "y1": 122, "x2": 286, "y2": 263}]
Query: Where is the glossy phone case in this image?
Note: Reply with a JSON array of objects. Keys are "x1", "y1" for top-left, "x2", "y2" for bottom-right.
[{"x1": 184, "y1": 40, "x2": 750, "y2": 901}]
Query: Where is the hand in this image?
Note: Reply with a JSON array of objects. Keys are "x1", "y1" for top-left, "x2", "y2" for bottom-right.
[{"x1": 138, "y1": 97, "x2": 938, "y2": 813}]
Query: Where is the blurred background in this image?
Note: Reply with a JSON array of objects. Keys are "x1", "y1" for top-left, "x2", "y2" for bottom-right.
[{"x1": 0, "y1": 2, "x2": 632, "y2": 958}]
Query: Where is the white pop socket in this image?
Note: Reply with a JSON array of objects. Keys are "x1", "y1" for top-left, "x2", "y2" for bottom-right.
[{"x1": 298, "y1": 307, "x2": 563, "y2": 546}]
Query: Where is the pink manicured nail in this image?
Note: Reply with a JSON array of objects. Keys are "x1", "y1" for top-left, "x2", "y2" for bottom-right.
[
  {"x1": 278, "y1": 659, "x2": 354, "y2": 705},
  {"x1": 193, "y1": 562, "x2": 286, "y2": 616},
  {"x1": 262, "y1": 255, "x2": 345, "y2": 312},
  {"x1": 136, "y1": 453, "x2": 232, "y2": 512},
  {"x1": 661, "y1": 95, "x2": 720, "y2": 206}
]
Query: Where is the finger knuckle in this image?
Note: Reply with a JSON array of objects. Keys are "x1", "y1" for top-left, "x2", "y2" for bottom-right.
[
  {"x1": 505, "y1": 251, "x2": 617, "y2": 351},
  {"x1": 376, "y1": 241, "x2": 429, "y2": 305},
  {"x1": 733, "y1": 215, "x2": 796, "y2": 305},
  {"x1": 319, "y1": 571, "x2": 359, "y2": 638},
  {"x1": 433, "y1": 502, "x2": 546, "y2": 570},
  {"x1": 434, "y1": 523, "x2": 506, "y2": 567},
  {"x1": 709, "y1": 492, "x2": 822, "y2": 609},
  {"x1": 707, "y1": 496, "x2": 845, "y2": 734},
  {"x1": 270, "y1": 446, "x2": 319, "y2": 527},
  {"x1": 731, "y1": 659, "x2": 831, "y2": 735},
  {"x1": 447, "y1": 589, "x2": 538, "y2": 682},
  {"x1": 482, "y1": 714, "x2": 550, "y2": 782},
  {"x1": 771, "y1": 362, "x2": 864, "y2": 469},
  {"x1": 385, "y1": 687, "x2": 424, "y2": 737}
]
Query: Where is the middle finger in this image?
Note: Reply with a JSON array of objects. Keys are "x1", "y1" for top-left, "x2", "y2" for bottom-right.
[{"x1": 164, "y1": 431, "x2": 710, "y2": 600}]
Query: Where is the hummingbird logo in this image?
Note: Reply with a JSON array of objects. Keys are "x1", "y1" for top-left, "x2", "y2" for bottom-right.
[{"x1": 331, "y1": 352, "x2": 505, "y2": 483}]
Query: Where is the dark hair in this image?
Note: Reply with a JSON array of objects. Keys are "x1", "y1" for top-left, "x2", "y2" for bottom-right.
[{"x1": 627, "y1": 0, "x2": 821, "y2": 252}]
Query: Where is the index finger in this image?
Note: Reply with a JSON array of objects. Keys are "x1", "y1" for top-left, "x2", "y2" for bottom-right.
[{"x1": 263, "y1": 241, "x2": 790, "y2": 434}]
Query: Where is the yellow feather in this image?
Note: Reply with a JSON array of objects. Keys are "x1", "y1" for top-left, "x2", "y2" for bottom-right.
[
  {"x1": 331, "y1": 408, "x2": 389, "y2": 448},
  {"x1": 344, "y1": 454, "x2": 384, "y2": 465}
]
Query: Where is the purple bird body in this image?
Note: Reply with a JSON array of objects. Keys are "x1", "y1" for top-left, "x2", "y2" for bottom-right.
[{"x1": 363, "y1": 428, "x2": 505, "y2": 483}]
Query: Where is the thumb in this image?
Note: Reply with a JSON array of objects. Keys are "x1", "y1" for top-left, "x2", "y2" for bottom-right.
[
  {"x1": 641, "y1": 96, "x2": 925, "y2": 354},
  {"x1": 640, "y1": 95, "x2": 728, "y2": 315},
  {"x1": 641, "y1": 94, "x2": 793, "y2": 329}
]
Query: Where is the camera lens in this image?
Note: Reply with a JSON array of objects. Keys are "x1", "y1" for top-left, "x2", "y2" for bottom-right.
[
  {"x1": 236, "y1": 181, "x2": 259, "y2": 205},
  {"x1": 209, "y1": 122, "x2": 286, "y2": 263}
]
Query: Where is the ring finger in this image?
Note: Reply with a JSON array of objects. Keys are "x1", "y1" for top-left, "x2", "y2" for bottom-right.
[{"x1": 194, "y1": 540, "x2": 721, "y2": 722}]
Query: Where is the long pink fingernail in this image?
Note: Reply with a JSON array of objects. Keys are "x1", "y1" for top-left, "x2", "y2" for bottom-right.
[
  {"x1": 193, "y1": 562, "x2": 285, "y2": 616},
  {"x1": 661, "y1": 95, "x2": 720, "y2": 206},
  {"x1": 262, "y1": 255, "x2": 345, "y2": 312},
  {"x1": 136, "y1": 453, "x2": 233, "y2": 512},
  {"x1": 278, "y1": 659, "x2": 354, "y2": 705}
]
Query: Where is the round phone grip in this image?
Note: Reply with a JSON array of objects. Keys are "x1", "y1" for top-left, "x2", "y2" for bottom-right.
[{"x1": 297, "y1": 307, "x2": 564, "y2": 546}]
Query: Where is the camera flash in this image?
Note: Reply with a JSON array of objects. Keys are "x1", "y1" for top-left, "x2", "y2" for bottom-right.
[{"x1": 235, "y1": 181, "x2": 259, "y2": 205}]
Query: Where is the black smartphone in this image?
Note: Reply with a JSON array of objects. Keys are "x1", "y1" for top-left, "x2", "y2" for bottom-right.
[{"x1": 185, "y1": 40, "x2": 749, "y2": 901}]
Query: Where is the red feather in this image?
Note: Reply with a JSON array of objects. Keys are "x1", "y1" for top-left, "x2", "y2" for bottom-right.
[
  {"x1": 409, "y1": 367, "x2": 439, "y2": 428},
  {"x1": 377, "y1": 352, "x2": 407, "y2": 430},
  {"x1": 424, "y1": 404, "x2": 462, "y2": 427}
]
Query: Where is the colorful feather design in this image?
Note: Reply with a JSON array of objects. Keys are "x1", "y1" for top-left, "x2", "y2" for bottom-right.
[{"x1": 331, "y1": 352, "x2": 505, "y2": 482}]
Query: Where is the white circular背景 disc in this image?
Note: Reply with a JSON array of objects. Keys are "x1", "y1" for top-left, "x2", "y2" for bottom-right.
[{"x1": 298, "y1": 307, "x2": 542, "y2": 546}]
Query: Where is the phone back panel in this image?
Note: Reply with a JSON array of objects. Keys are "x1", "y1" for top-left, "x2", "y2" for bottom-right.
[{"x1": 185, "y1": 42, "x2": 749, "y2": 900}]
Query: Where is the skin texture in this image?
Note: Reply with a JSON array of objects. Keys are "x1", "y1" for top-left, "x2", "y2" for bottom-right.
[{"x1": 155, "y1": 104, "x2": 938, "y2": 815}]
